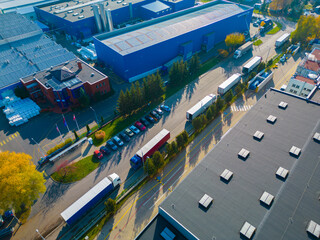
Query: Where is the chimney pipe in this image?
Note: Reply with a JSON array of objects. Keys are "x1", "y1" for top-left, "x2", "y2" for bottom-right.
[
  {"x1": 98, "y1": 3, "x2": 107, "y2": 31},
  {"x1": 129, "y1": 2, "x2": 133, "y2": 19},
  {"x1": 106, "y1": 9, "x2": 113, "y2": 32},
  {"x1": 77, "y1": 61, "x2": 82, "y2": 69},
  {"x1": 92, "y1": 5, "x2": 103, "y2": 33}
]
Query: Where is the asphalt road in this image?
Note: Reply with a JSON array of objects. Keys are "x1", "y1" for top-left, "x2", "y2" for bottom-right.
[{"x1": 11, "y1": 22, "x2": 298, "y2": 240}]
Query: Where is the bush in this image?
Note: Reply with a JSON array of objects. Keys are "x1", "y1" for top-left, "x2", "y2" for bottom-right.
[
  {"x1": 152, "y1": 151, "x2": 164, "y2": 169},
  {"x1": 47, "y1": 138, "x2": 72, "y2": 155},
  {"x1": 182, "y1": 130, "x2": 189, "y2": 144},
  {"x1": 224, "y1": 90, "x2": 233, "y2": 104},
  {"x1": 218, "y1": 49, "x2": 229, "y2": 58},
  {"x1": 105, "y1": 198, "x2": 116, "y2": 216},
  {"x1": 144, "y1": 158, "x2": 156, "y2": 176},
  {"x1": 171, "y1": 141, "x2": 178, "y2": 154},
  {"x1": 176, "y1": 134, "x2": 185, "y2": 150},
  {"x1": 192, "y1": 117, "x2": 202, "y2": 132},
  {"x1": 206, "y1": 107, "x2": 213, "y2": 121},
  {"x1": 95, "y1": 130, "x2": 105, "y2": 141},
  {"x1": 235, "y1": 85, "x2": 243, "y2": 97}
]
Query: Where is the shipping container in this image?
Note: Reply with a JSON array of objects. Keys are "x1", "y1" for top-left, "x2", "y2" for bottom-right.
[
  {"x1": 186, "y1": 94, "x2": 216, "y2": 121},
  {"x1": 217, "y1": 73, "x2": 242, "y2": 95},
  {"x1": 242, "y1": 56, "x2": 262, "y2": 74}
]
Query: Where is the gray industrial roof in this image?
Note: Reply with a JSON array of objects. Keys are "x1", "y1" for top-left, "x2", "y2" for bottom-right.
[
  {"x1": 0, "y1": 0, "x2": 59, "y2": 12},
  {"x1": 0, "y1": 13, "x2": 75, "y2": 90},
  {"x1": 98, "y1": 1, "x2": 250, "y2": 55},
  {"x1": 141, "y1": 1, "x2": 170, "y2": 13},
  {"x1": 159, "y1": 90, "x2": 320, "y2": 240},
  {"x1": 38, "y1": 0, "x2": 146, "y2": 22},
  {"x1": 21, "y1": 58, "x2": 106, "y2": 88}
]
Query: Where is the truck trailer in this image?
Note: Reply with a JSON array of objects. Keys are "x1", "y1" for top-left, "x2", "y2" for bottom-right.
[
  {"x1": 61, "y1": 173, "x2": 121, "y2": 225},
  {"x1": 275, "y1": 33, "x2": 290, "y2": 48},
  {"x1": 186, "y1": 94, "x2": 216, "y2": 121},
  {"x1": 234, "y1": 42, "x2": 253, "y2": 59},
  {"x1": 242, "y1": 56, "x2": 262, "y2": 75},
  {"x1": 130, "y1": 129, "x2": 170, "y2": 170},
  {"x1": 218, "y1": 73, "x2": 242, "y2": 95}
]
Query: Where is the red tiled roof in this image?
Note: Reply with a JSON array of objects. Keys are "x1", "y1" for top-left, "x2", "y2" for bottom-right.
[
  {"x1": 295, "y1": 75, "x2": 316, "y2": 85},
  {"x1": 311, "y1": 48, "x2": 320, "y2": 61},
  {"x1": 304, "y1": 60, "x2": 320, "y2": 72}
]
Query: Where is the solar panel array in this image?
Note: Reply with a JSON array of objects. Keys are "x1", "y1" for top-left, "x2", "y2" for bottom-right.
[
  {"x1": 103, "y1": 3, "x2": 246, "y2": 54},
  {"x1": 0, "y1": 13, "x2": 75, "y2": 89}
]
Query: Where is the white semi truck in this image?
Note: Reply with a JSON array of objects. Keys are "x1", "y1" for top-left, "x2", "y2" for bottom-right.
[{"x1": 234, "y1": 42, "x2": 253, "y2": 59}]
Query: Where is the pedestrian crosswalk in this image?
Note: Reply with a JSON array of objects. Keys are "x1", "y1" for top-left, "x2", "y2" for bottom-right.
[
  {"x1": 231, "y1": 105, "x2": 253, "y2": 112},
  {"x1": 0, "y1": 132, "x2": 19, "y2": 146}
]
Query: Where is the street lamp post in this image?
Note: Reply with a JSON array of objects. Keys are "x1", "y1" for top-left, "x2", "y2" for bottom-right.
[
  {"x1": 89, "y1": 106, "x2": 99, "y2": 125},
  {"x1": 36, "y1": 229, "x2": 46, "y2": 240},
  {"x1": 31, "y1": 138, "x2": 46, "y2": 158}
]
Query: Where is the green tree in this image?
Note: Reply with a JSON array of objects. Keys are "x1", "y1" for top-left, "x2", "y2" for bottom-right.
[
  {"x1": 210, "y1": 103, "x2": 218, "y2": 118},
  {"x1": 152, "y1": 151, "x2": 164, "y2": 169},
  {"x1": 182, "y1": 130, "x2": 189, "y2": 144},
  {"x1": 124, "y1": 89, "x2": 131, "y2": 114},
  {"x1": 176, "y1": 134, "x2": 185, "y2": 150},
  {"x1": 86, "y1": 124, "x2": 90, "y2": 133},
  {"x1": 235, "y1": 84, "x2": 243, "y2": 97},
  {"x1": 257, "y1": 62, "x2": 266, "y2": 73},
  {"x1": 166, "y1": 143, "x2": 173, "y2": 156},
  {"x1": 192, "y1": 117, "x2": 202, "y2": 131},
  {"x1": 144, "y1": 157, "x2": 156, "y2": 176},
  {"x1": 225, "y1": 33, "x2": 245, "y2": 51},
  {"x1": 224, "y1": 90, "x2": 234, "y2": 104},
  {"x1": 0, "y1": 151, "x2": 46, "y2": 212},
  {"x1": 189, "y1": 54, "x2": 201, "y2": 75},
  {"x1": 200, "y1": 115, "x2": 207, "y2": 126},
  {"x1": 104, "y1": 198, "x2": 116, "y2": 215},
  {"x1": 100, "y1": 116, "x2": 104, "y2": 124},
  {"x1": 78, "y1": 88, "x2": 90, "y2": 107},
  {"x1": 73, "y1": 130, "x2": 79, "y2": 139},
  {"x1": 169, "y1": 62, "x2": 179, "y2": 85},
  {"x1": 117, "y1": 90, "x2": 126, "y2": 116},
  {"x1": 206, "y1": 107, "x2": 213, "y2": 120},
  {"x1": 216, "y1": 96, "x2": 225, "y2": 112},
  {"x1": 14, "y1": 86, "x2": 29, "y2": 99},
  {"x1": 291, "y1": 15, "x2": 320, "y2": 45},
  {"x1": 171, "y1": 141, "x2": 178, "y2": 154}
]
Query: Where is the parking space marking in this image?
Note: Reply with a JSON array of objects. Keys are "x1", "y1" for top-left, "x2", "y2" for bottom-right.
[
  {"x1": 9, "y1": 136, "x2": 12, "y2": 141},
  {"x1": 3, "y1": 141, "x2": 6, "y2": 145},
  {"x1": 0, "y1": 142, "x2": 2, "y2": 146},
  {"x1": 1, "y1": 132, "x2": 20, "y2": 145}
]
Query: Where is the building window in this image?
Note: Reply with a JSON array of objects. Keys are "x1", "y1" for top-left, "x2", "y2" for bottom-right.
[
  {"x1": 96, "y1": 85, "x2": 99, "y2": 89},
  {"x1": 290, "y1": 89, "x2": 293, "y2": 93},
  {"x1": 293, "y1": 90, "x2": 297, "y2": 94},
  {"x1": 103, "y1": 82, "x2": 105, "y2": 86},
  {"x1": 292, "y1": 84, "x2": 296, "y2": 87},
  {"x1": 100, "y1": 83, "x2": 102, "y2": 87},
  {"x1": 296, "y1": 85, "x2": 300, "y2": 89}
]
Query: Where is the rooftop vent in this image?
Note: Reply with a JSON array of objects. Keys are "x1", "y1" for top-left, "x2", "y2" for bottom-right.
[
  {"x1": 313, "y1": 132, "x2": 320, "y2": 143},
  {"x1": 220, "y1": 169, "x2": 233, "y2": 182},
  {"x1": 289, "y1": 146, "x2": 301, "y2": 157},
  {"x1": 78, "y1": 15, "x2": 84, "y2": 19},
  {"x1": 199, "y1": 194, "x2": 213, "y2": 209},
  {"x1": 122, "y1": 2, "x2": 127, "y2": 5},
  {"x1": 240, "y1": 222, "x2": 256, "y2": 239},
  {"x1": 67, "y1": 10, "x2": 73, "y2": 13},
  {"x1": 73, "y1": 12, "x2": 79, "y2": 16},
  {"x1": 117, "y1": 0, "x2": 122, "y2": 3},
  {"x1": 260, "y1": 191, "x2": 274, "y2": 206},
  {"x1": 238, "y1": 148, "x2": 250, "y2": 160},
  {"x1": 306, "y1": 220, "x2": 320, "y2": 238},
  {"x1": 253, "y1": 130, "x2": 264, "y2": 141},
  {"x1": 160, "y1": 227, "x2": 175, "y2": 240},
  {"x1": 276, "y1": 167, "x2": 289, "y2": 180},
  {"x1": 278, "y1": 101, "x2": 288, "y2": 109},
  {"x1": 267, "y1": 115, "x2": 277, "y2": 124},
  {"x1": 91, "y1": 73, "x2": 95, "y2": 77}
]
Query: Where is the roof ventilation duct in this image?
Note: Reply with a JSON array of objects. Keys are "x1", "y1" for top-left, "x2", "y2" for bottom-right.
[
  {"x1": 106, "y1": 9, "x2": 113, "y2": 32},
  {"x1": 98, "y1": 2, "x2": 107, "y2": 31},
  {"x1": 92, "y1": 5, "x2": 103, "y2": 33}
]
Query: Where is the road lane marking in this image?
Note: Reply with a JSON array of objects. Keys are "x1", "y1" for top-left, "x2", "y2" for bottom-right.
[
  {"x1": 2, "y1": 141, "x2": 5, "y2": 145},
  {"x1": 0, "y1": 142, "x2": 2, "y2": 146}
]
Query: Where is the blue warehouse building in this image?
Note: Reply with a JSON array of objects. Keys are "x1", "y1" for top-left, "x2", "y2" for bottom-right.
[
  {"x1": 35, "y1": 0, "x2": 195, "y2": 39},
  {"x1": 93, "y1": 0, "x2": 253, "y2": 82}
]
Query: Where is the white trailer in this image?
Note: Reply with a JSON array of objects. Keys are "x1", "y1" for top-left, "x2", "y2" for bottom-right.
[
  {"x1": 275, "y1": 33, "x2": 290, "y2": 48},
  {"x1": 218, "y1": 73, "x2": 242, "y2": 95},
  {"x1": 186, "y1": 94, "x2": 216, "y2": 121},
  {"x1": 234, "y1": 42, "x2": 253, "y2": 59},
  {"x1": 242, "y1": 56, "x2": 262, "y2": 75}
]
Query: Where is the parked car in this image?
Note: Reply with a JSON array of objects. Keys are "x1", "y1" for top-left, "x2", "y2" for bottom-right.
[
  {"x1": 280, "y1": 84, "x2": 287, "y2": 91},
  {"x1": 140, "y1": 117, "x2": 150, "y2": 126},
  {"x1": 94, "y1": 150, "x2": 103, "y2": 160},
  {"x1": 0, "y1": 215, "x2": 3, "y2": 227},
  {"x1": 4, "y1": 210, "x2": 13, "y2": 220},
  {"x1": 130, "y1": 125, "x2": 140, "y2": 134},
  {"x1": 135, "y1": 121, "x2": 146, "y2": 131},
  {"x1": 253, "y1": 21, "x2": 259, "y2": 27},
  {"x1": 125, "y1": 128, "x2": 134, "y2": 137},
  {"x1": 160, "y1": 105, "x2": 171, "y2": 112},
  {"x1": 280, "y1": 54, "x2": 287, "y2": 63},
  {"x1": 100, "y1": 146, "x2": 110, "y2": 155},
  {"x1": 145, "y1": 115, "x2": 156, "y2": 123},
  {"x1": 107, "y1": 140, "x2": 118, "y2": 151},
  {"x1": 113, "y1": 136, "x2": 124, "y2": 147},
  {"x1": 155, "y1": 108, "x2": 163, "y2": 115},
  {"x1": 119, "y1": 132, "x2": 130, "y2": 142},
  {"x1": 0, "y1": 227, "x2": 14, "y2": 238},
  {"x1": 150, "y1": 110, "x2": 160, "y2": 119}
]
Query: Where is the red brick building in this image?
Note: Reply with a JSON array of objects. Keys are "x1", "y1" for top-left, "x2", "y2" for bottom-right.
[{"x1": 20, "y1": 59, "x2": 110, "y2": 110}]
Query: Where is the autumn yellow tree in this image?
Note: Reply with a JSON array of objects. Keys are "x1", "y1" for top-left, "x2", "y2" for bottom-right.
[
  {"x1": 291, "y1": 15, "x2": 320, "y2": 45},
  {"x1": 225, "y1": 33, "x2": 245, "y2": 51},
  {"x1": 0, "y1": 151, "x2": 46, "y2": 212}
]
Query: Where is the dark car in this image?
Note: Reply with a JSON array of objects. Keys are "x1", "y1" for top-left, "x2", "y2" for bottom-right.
[
  {"x1": 125, "y1": 128, "x2": 134, "y2": 137},
  {"x1": 4, "y1": 210, "x2": 13, "y2": 220},
  {"x1": 0, "y1": 215, "x2": 3, "y2": 227},
  {"x1": 100, "y1": 146, "x2": 110, "y2": 155},
  {"x1": 0, "y1": 227, "x2": 14, "y2": 238},
  {"x1": 145, "y1": 115, "x2": 155, "y2": 123},
  {"x1": 94, "y1": 150, "x2": 103, "y2": 160},
  {"x1": 135, "y1": 121, "x2": 146, "y2": 131},
  {"x1": 140, "y1": 117, "x2": 150, "y2": 126},
  {"x1": 107, "y1": 140, "x2": 118, "y2": 151},
  {"x1": 150, "y1": 110, "x2": 160, "y2": 119},
  {"x1": 119, "y1": 132, "x2": 130, "y2": 142}
]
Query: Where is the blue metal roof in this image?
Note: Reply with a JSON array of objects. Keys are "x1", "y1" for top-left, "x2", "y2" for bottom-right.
[
  {"x1": 99, "y1": 2, "x2": 249, "y2": 55},
  {"x1": 141, "y1": 1, "x2": 171, "y2": 13}
]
